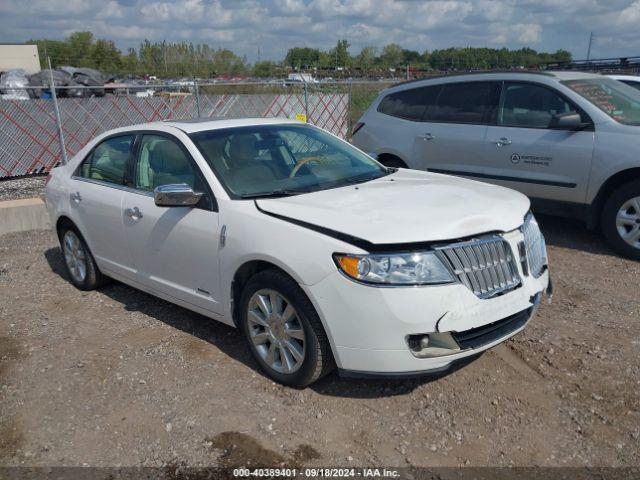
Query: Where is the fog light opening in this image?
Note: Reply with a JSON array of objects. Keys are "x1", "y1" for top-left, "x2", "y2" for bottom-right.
[
  {"x1": 407, "y1": 334, "x2": 429, "y2": 353},
  {"x1": 406, "y1": 332, "x2": 462, "y2": 358}
]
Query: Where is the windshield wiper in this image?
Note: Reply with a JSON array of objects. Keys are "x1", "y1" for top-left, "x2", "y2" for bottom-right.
[
  {"x1": 238, "y1": 188, "x2": 314, "y2": 199},
  {"x1": 343, "y1": 170, "x2": 391, "y2": 185}
]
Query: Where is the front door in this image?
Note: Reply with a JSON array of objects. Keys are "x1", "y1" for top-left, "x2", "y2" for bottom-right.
[
  {"x1": 121, "y1": 133, "x2": 223, "y2": 315},
  {"x1": 481, "y1": 81, "x2": 595, "y2": 203},
  {"x1": 69, "y1": 134, "x2": 136, "y2": 280}
]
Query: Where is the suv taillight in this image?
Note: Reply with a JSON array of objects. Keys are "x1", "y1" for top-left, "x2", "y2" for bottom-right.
[{"x1": 352, "y1": 122, "x2": 365, "y2": 136}]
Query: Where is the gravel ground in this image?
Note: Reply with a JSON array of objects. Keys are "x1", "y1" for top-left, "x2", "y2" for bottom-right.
[
  {"x1": 0, "y1": 217, "x2": 639, "y2": 469},
  {"x1": 0, "y1": 176, "x2": 47, "y2": 202}
]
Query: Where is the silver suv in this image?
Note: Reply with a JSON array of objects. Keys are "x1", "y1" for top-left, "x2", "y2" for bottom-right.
[{"x1": 353, "y1": 71, "x2": 640, "y2": 259}]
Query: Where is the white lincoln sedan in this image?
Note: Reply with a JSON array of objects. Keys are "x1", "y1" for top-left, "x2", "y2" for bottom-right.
[{"x1": 45, "y1": 118, "x2": 550, "y2": 386}]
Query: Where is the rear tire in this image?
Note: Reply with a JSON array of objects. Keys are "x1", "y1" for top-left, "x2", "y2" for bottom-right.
[
  {"x1": 601, "y1": 181, "x2": 640, "y2": 260},
  {"x1": 239, "y1": 269, "x2": 334, "y2": 387},
  {"x1": 58, "y1": 226, "x2": 108, "y2": 290}
]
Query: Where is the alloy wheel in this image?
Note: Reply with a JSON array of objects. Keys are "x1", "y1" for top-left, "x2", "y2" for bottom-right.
[
  {"x1": 247, "y1": 289, "x2": 306, "y2": 374},
  {"x1": 62, "y1": 230, "x2": 87, "y2": 284},
  {"x1": 616, "y1": 196, "x2": 640, "y2": 249}
]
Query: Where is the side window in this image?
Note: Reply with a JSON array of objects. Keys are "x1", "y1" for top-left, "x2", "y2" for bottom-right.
[
  {"x1": 499, "y1": 83, "x2": 573, "y2": 129},
  {"x1": 428, "y1": 82, "x2": 497, "y2": 124},
  {"x1": 377, "y1": 86, "x2": 440, "y2": 121},
  {"x1": 135, "y1": 134, "x2": 213, "y2": 209},
  {"x1": 79, "y1": 135, "x2": 134, "y2": 185}
]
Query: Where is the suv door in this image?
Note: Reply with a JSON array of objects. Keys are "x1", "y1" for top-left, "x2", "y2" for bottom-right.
[
  {"x1": 413, "y1": 81, "x2": 500, "y2": 172},
  {"x1": 70, "y1": 134, "x2": 136, "y2": 280},
  {"x1": 481, "y1": 81, "x2": 595, "y2": 203},
  {"x1": 368, "y1": 85, "x2": 439, "y2": 164},
  {"x1": 121, "y1": 133, "x2": 223, "y2": 315}
]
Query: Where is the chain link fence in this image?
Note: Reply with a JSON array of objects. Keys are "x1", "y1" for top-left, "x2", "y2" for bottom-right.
[{"x1": 0, "y1": 81, "x2": 391, "y2": 179}]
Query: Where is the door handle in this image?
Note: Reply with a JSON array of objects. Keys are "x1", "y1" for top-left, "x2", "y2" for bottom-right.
[
  {"x1": 70, "y1": 192, "x2": 82, "y2": 203},
  {"x1": 125, "y1": 206, "x2": 143, "y2": 220},
  {"x1": 495, "y1": 137, "x2": 512, "y2": 147},
  {"x1": 421, "y1": 133, "x2": 435, "y2": 141}
]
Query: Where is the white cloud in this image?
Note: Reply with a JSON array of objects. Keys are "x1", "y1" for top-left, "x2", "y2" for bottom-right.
[
  {"x1": 0, "y1": 0, "x2": 638, "y2": 61},
  {"x1": 516, "y1": 23, "x2": 542, "y2": 44}
]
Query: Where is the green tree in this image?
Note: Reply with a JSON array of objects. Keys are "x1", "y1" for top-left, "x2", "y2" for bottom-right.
[
  {"x1": 330, "y1": 39, "x2": 350, "y2": 68},
  {"x1": 67, "y1": 31, "x2": 95, "y2": 67},
  {"x1": 91, "y1": 39, "x2": 121, "y2": 72},
  {"x1": 253, "y1": 61, "x2": 277, "y2": 77},
  {"x1": 380, "y1": 43, "x2": 403, "y2": 67},
  {"x1": 356, "y1": 46, "x2": 377, "y2": 69},
  {"x1": 284, "y1": 47, "x2": 321, "y2": 68}
]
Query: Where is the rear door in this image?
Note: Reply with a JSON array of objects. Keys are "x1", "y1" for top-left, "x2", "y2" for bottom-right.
[
  {"x1": 481, "y1": 81, "x2": 595, "y2": 203},
  {"x1": 121, "y1": 132, "x2": 223, "y2": 315},
  {"x1": 412, "y1": 81, "x2": 500, "y2": 173},
  {"x1": 362, "y1": 85, "x2": 437, "y2": 164},
  {"x1": 69, "y1": 134, "x2": 136, "y2": 280}
]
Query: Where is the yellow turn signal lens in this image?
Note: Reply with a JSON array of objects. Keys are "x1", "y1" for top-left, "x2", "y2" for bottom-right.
[{"x1": 335, "y1": 255, "x2": 361, "y2": 278}]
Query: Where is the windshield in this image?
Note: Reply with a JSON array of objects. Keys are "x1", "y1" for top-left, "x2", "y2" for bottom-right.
[
  {"x1": 562, "y1": 77, "x2": 640, "y2": 126},
  {"x1": 189, "y1": 124, "x2": 389, "y2": 198}
]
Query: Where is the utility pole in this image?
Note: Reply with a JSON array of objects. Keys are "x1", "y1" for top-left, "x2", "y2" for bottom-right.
[
  {"x1": 587, "y1": 32, "x2": 595, "y2": 61},
  {"x1": 163, "y1": 41, "x2": 167, "y2": 74}
]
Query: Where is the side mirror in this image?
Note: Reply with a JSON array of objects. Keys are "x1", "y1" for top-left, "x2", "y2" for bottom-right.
[
  {"x1": 154, "y1": 184, "x2": 203, "y2": 207},
  {"x1": 549, "y1": 112, "x2": 583, "y2": 130}
]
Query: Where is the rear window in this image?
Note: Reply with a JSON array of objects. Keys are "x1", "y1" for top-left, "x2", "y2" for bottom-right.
[
  {"x1": 428, "y1": 82, "x2": 497, "y2": 124},
  {"x1": 78, "y1": 135, "x2": 134, "y2": 185},
  {"x1": 377, "y1": 86, "x2": 440, "y2": 121}
]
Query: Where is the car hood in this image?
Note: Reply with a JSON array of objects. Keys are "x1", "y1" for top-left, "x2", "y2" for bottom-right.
[{"x1": 255, "y1": 169, "x2": 530, "y2": 246}]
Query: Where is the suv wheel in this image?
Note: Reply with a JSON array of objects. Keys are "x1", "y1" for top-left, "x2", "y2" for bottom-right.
[
  {"x1": 239, "y1": 269, "x2": 334, "y2": 387},
  {"x1": 601, "y1": 181, "x2": 640, "y2": 260},
  {"x1": 59, "y1": 227, "x2": 107, "y2": 290}
]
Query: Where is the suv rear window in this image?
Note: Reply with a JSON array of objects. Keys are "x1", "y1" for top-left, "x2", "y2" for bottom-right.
[
  {"x1": 377, "y1": 86, "x2": 440, "y2": 121},
  {"x1": 428, "y1": 82, "x2": 497, "y2": 124}
]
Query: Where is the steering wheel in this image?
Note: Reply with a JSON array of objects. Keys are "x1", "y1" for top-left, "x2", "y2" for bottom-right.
[{"x1": 289, "y1": 156, "x2": 327, "y2": 178}]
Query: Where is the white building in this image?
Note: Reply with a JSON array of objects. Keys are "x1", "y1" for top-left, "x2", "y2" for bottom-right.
[{"x1": 0, "y1": 44, "x2": 40, "y2": 74}]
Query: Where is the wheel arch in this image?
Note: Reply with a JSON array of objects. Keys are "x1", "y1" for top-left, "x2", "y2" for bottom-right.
[
  {"x1": 230, "y1": 259, "x2": 301, "y2": 328},
  {"x1": 55, "y1": 215, "x2": 79, "y2": 240},
  {"x1": 589, "y1": 168, "x2": 640, "y2": 228},
  {"x1": 376, "y1": 152, "x2": 409, "y2": 168}
]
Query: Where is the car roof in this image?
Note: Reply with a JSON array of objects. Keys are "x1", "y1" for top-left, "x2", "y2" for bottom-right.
[
  {"x1": 111, "y1": 117, "x2": 301, "y2": 135},
  {"x1": 387, "y1": 70, "x2": 603, "y2": 91}
]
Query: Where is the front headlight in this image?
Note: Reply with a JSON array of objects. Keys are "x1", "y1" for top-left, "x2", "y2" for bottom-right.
[
  {"x1": 522, "y1": 213, "x2": 548, "y2": 278},
  {"x1": 333, "y1": 251, "x2": 455, "y2": 286}
]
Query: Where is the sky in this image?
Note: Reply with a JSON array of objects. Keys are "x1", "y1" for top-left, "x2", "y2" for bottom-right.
[{"x1": 0, "y1": 0, "x2": 639, "y2": 62}]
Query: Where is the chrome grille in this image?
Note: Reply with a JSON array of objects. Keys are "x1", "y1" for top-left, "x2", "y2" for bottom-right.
[
  {"x1": 522, "y1": 213, "x2": 546, "y2": 278},
  {"x1": 435, "y1": 236, "x2": 521, "y2": 299}
]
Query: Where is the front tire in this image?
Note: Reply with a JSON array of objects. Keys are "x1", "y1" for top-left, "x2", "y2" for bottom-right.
[
  {"x1": 239, "y1": 269, "x2": 334, "y2": 387},
  {"x1": 601, "y1": 181, "x2": 640, "y2": 260},
  {"x1": 58, "y1": 227, "x2": 107, "y2": 290}
]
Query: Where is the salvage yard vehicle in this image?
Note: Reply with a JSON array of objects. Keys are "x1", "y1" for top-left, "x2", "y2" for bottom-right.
[
  {"x1": 353, "y1": 71, "x2": 640, "y2": 259},
  {"x1": 45, "y1": 118, "x2": 549, "y2": 387}
]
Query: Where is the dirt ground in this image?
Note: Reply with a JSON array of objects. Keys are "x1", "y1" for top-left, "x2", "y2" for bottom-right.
[{"x1": 0, "y1": 216, "x2": 638, "y2": 469}]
